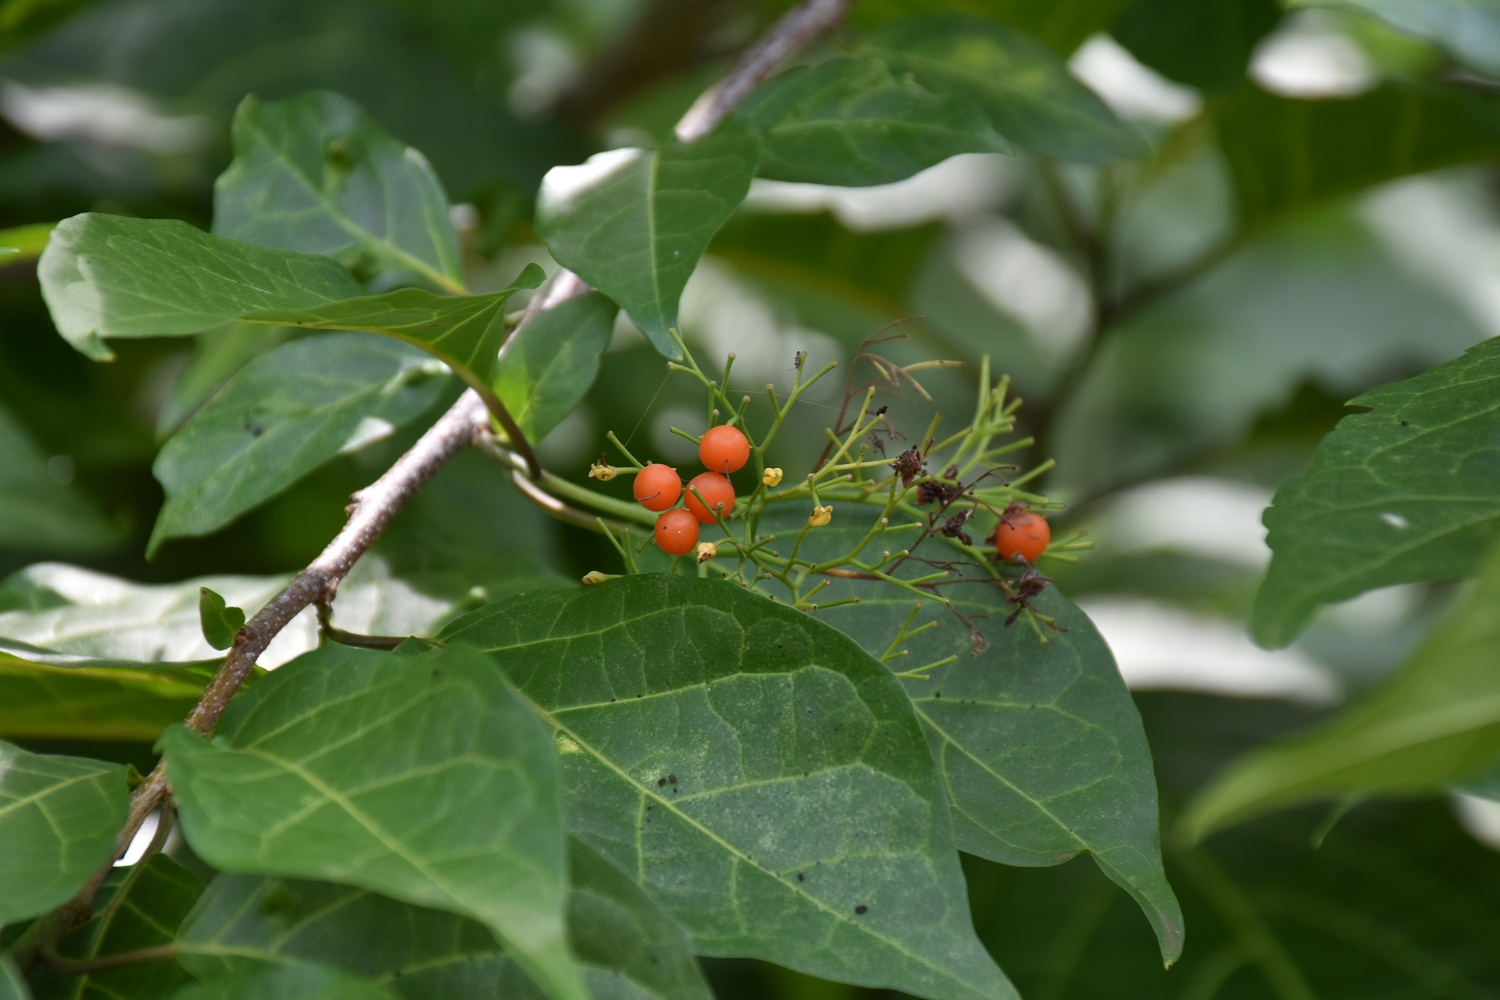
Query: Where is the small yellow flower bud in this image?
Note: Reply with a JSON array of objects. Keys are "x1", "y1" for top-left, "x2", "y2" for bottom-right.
[
  {"x1": 696, "y1": 541, "x2": 718, "y2": 564},
  {"x1": 763, "y1": 467, "x2": 784, "y2": 487},
  {"x1": 809, "y1": 505, "x2": 833, "y2": 527},
  {"x1": 588, "y1": 462, "x2": 617, "y2": 482},
  {"x1": 582, "y1": 571, "x2": 615, "y2": 585}
]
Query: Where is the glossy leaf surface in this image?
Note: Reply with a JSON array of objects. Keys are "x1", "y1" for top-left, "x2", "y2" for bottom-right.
[
  {"x1": 1251, "y1": 337, "x2": 1500, "y2": 647},
  {"x1": 1187, "y1": 539, "x2": 1500, "y2": 840},
  {"x1": 214, "y1": 91, "x2": 463, "y2": 292},
  {"x1": 440, "y1": 574, "x2": 1013, "y2": 1000},
  {"x1": 0, "y1": 403, "x2": 120, "y2": 555},
  {"x1": 1214, "y1": 84, "x2": 1500, "y2": 231},
  {"x1": 761, "y1": 507, "x2": 1181, "y2": 964},
  {"x1": 859, "y1": 15, "x2": 1143, "y2": 163},
  {"x1": 494, "y1": 292, "x2": 617, "y2": 443},
  {"x1": 161, "y1": 643, "x2": 584, "y2": 1000},
  {"x1": 38, "y1": 214, "x2": 364, "y2": 361},
  {"x1": 33, "y1": 854, "x2": 203, "y2": 1000},
  {"x1": 737, "y1": 57, "x2": 1011, "y2": 186},
  {"x1": 1112, "y1": 0, "x2": 1280, "y2": 91},
  {"x1": 241, "y1": 264, "x2": 544, "y2": 395},
  {"x1": 149, "y1": 333, "x2": 449, "y2": 553},
  {"x1": 535, "y1": 136, "x2": 759, "y2": 357},
  {"x1": 0, "y1": 740, "x2": 127, "y2": 924}
]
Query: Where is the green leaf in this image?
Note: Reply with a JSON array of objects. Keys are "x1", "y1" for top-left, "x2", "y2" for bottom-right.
[
  {"x1": 1112, "y1": 0, "x2": 1281, "y2": 91},
  {"x1": 760, "y1": 506, "x2": 1182, "y2": 965},
  {"x1": 0, "y1": 958, "x2": 27, "y2": 1000},
  {"x1": 1185, "y1": 538, "x2": 1500, "y2": 841},
  {"x1": 976, "y1": 692, "x2": 1500, "y2": 999},
  {"x1": 1213, "y1": 83, "x2": 1500, "y2": 232},
  {"x1": 214, "y1": 92, "x2": 464, "y2": 294},
  {"x1": 0, "y1": 403, "x2": 121, "y2": 556},
  {"x1": 148, "y1": 333, "x2": 450, "y2": 555},
  {"x1": 37, "y1": 214, "x2": 364, "y2": 361},
  {"x1": 439, "y1": 574, "x2": 1014, "y2": 1000},
  {"x1": 0, "y1": 641, "x2": 212, "y2": 743},
  {"x1": 240, "y1": 264, "x2": 544, "y2": 400},
  {"x1": 197, "y1": 589, "x2": 245, "y2": 652},
  {"x1": 161, "y1": 642, "x2": 585, "y2": 1000},
  {"x1": 176, "y1": 839, "x2": 711, "y2": 1000},
  {"x1": 0, "y1": 740, "x2": 128, "y2": 924},
  {"x1": 156, "y1": 323, "x2": 299, "y2": 438},
  {"x1": 736, "y1": 57, "x2": 1011, "y2": 187},
  {"x1": 494, "y1": 292, "x2": 617, "y2": 444},
  {"x1": 535, "y1": 135, "x2": 760, "y2": 358},
  {"x1": 849, "y1": 0, "x2": 1134, "y2": 55},
  {"x1": 32, "y1": 854, "x2": 203, "y2": 1000},
  {"x1": 1250, "y1": 337, "x2": 1500, "y2": 648},
  {"x1": 171, "y1": 965, "x2": 400, "y2": 1000},
  {"x1": 858, "y1": 15, "x2": 1144, "y2": 163}
]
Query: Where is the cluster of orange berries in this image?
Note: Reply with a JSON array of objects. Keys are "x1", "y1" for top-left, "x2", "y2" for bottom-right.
[{"x1": 633, "y1": 424, "x2": 750, "y2": 556}]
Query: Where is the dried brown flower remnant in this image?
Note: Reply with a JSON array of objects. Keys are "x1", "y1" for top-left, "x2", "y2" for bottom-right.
[
  {"x1": 891, "y1": 446, "x2": 924, "y2": 487},
  {"x1": 937, "y1": 508, "x2": 974, "y2": 547}
]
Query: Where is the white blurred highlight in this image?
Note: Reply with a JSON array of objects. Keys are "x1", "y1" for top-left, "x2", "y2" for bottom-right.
[
  {"x1": 1251, "y1": 10, "x2": 1375, "y2": 97},
  {"x1": 1081, "y1": 596, "x2": 1342, "y2": 703},
  {"x1": 116, "y1": 810, "x2": 159, "y2": 866},
  {"x1": 1453, "y1": 794, "x2": 1500, "y2": 851},
  {"x1": 744, "y1": 153, "x2": 1016, "y2": 232},
  {"x1": 1094, "y1": 476, "x2": 1274, "y2": 567},
  {"x1": 0, "y1": 80, "x2": 211, "y2": 154},
  {"x1": 953, "y1": 219, "x2": 1092, "y2": 364},
  {"x1": 1069, "y1": 35, "x2": 1203, "y2": 123}
]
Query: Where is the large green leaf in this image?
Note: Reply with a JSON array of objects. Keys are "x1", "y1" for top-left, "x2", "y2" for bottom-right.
[
  {"x1": 761, "y1": 506, "x2": 1182, "y2": 965},
  {"x1": 439, "y1": 574, "x2": 1013, "y2": 1000},
  {"x1": 176, "y1": 839, "x2": 711, "y2": 1000},
  {"x1": 241, "y1": 263, "x2": 544, "y2": 399},
  {"x1": 0, "y1": 740, "x2": 128, "y2": 924},
  {"x1": 0, "y1": 403, "x2": 120, "y2": 556},
  {"x1": 493, "y1": 292, "x2": 617, "y2": 444},
  {"x1": 1185, "y1": 538, "x2": 1500, "y2": 841},
  {"x1": 858, "y1": 15, "x2": 1144, "y2": 163},
  {"x1": 735, "y1": 57, "x2": 1011, "y2": 187},
  {"x1": 148, "y1": 333, "x2": 450, "y2": 555},
  {"x1": 975, "y1": 692, "x2": 1500, "y2": 999},
  {"x1": 1112, "y1": 0, "x2": 1282, "y2": 91},
  {"x1": 535, "y1": 135, "x2": 760, "y2": 358},
  {"x1": 32, "y1": 854, "x2": 203, "y2": 1000},
  {"x1": 850, "y1": 0, "x2": 1135, "y2": 55},
  {"x1": 1213, "y1": 83, "x2": 1500, "y2": 232},
  {"x1": 214, "y1": 91, "x2": 463, "y2": 293},
  {"x1": 0, "y1": 640, "x2": 211, "y2": 743},
  {"x1": 171, "y1": 965, "x2": 399, "y2": 1000},
  {"x1": 161, "y1": 643, "x2": 585, "y2": 1000},
  {"x1": 37, "y1": 214, "x2": 364, "y2": 361},
  {"x1": 156, "y1": 323, "x2": 299, "y2": 438},
  {"x1": 1251, "y1": 337, "x2": 1500, "y2": 648}
]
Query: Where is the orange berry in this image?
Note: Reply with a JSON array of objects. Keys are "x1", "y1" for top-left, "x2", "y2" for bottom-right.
[
  {"x1": 996, "y1": 512, "x2": 1049, "y2": 563},
  {"x1": 655, "y1": 508, "x2": 700, "y2": 555},
  {"x1": 633, "y1": 463, "x2": 681, "y2": 512},
  {"x1": 699, "y1": 424, "x2": 750, "y2": 474},
  {"x1": 684, "y1": 472, "x2": 735, "y2": 524}
]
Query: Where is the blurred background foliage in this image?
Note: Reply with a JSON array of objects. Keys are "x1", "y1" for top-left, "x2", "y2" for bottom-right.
[{"x1": 5, "y1": 0, "x2": 1500, "y2": 995}]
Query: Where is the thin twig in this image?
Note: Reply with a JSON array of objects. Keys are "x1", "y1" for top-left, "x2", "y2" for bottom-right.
[
  {"x1": 42, "y1": 945, "x2": 179, "y2": 976},
  {"x1": 674, "y1": 0, "x2": 856, "y2": 142}
]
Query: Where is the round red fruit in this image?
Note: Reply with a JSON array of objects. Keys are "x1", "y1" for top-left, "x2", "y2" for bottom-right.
[
  {"x1": 996, "y1": 512, "x2": 1050, "y2": 563},
  {"x1": 655, "y1": 508, "x2": 700, "y2": 555},
  {"x1": 699, "y1": 424, "x2": 750, "y2": 474},
  {"x1": 633, "y1": 463, "x2": 682, "y2": 512},
  {"x1": 684, "y1": 473, "x2": 735, "y2": 524}
]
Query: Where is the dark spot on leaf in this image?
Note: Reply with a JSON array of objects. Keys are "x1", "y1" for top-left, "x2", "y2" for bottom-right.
[
  {"x1": 855, "y1": 905, "x2": 868, "y2": 915},
  {"x1": 797, "y1": 873, "x2": 804, "y2": 882},
  {"x1": 1401, "y1": 420, "x2": 1409, "y2": 426},
  {"x1": 934, "y1": 691, "x2": 941, "y2": 698},
  {"x1": 250, "y1": 425, "x2": 264, "y2": 437},
  {"x1": 431, "y1": 668, "x2": 441, "y2": 677},
  {"x1": 669, "y1": 774, "x2": 677, "y2": 784},
  {"x1": 637, "y1": 694, "x2": 643, "y2": 698}
]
